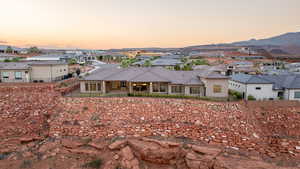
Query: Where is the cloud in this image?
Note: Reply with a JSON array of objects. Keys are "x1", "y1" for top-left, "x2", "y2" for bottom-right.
[{"x1": 0, "y1": 40, "x2": 8, "y2": 44}]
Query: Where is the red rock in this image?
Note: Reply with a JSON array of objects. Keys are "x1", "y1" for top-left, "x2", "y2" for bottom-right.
[{"x1": 109, "y1": 140, "x2": 128, "y2": 150}]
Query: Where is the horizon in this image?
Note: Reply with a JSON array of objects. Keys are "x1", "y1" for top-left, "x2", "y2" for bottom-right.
[{"x1": 0, "y1": 0, "x2": 299, "y2": 49}]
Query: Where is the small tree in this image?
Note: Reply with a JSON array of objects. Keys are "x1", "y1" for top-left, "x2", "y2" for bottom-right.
[
  {"x1": 28, "y1": 46, "x2": 40, "y2": 53},
  {"x1": 76, "y1": 68, "x2": 81, "y2": 76},
  {"x1": 5, "y1": 46, "x2": 13, "y2": 53},
  {"x1": 68, "y1": 59, "x2": 77, "y2": 65},
  {"x1": 143, "y1": 60, "x2": 152, "y2": 67},
  {"x1": 174, "y1": 64, "x2": 181, "y2": 71},
  {"x1": 247, "y1": 95, "x2": 256, "y2": 101}
]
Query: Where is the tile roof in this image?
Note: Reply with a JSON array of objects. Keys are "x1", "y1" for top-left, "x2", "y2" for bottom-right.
[
  {"x1": 231, "y1": 74, "x2": 300, "y2": 89},
  {"x1": 0, "y1": 61, "x2": 67, "y2": 70},
  {"x1": 82, "y1": 67, "x2": 227, "y2": 85}
]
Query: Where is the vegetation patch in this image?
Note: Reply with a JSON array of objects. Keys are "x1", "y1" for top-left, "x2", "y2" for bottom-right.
[
  {"x1": 82, "y1": 159, "x2": 103, "y2": 168},
  {"x1": 20, "y1": 160, "x2": 32, "y2": 169}
]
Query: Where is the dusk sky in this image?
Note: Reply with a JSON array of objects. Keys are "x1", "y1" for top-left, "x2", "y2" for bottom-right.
[{"x1": 0, "y1": 0, "x2": 299, "y2": 49}]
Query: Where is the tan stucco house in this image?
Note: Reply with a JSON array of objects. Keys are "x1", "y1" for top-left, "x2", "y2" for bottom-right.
[
  {"x1": 0, "y1": 61, "x2": 69, "y2": 83},
  {"x1": 80, "y1": 67, "x2": 229, "y2": 98}
]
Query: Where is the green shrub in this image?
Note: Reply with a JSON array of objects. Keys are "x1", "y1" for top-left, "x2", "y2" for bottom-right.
[
  {"x1": 247, "y1": 95, "x2": 256, "y2": 101},
  {"x1": 229, "y1": 90, "x2": 243, "y2": 100},
  {"x1": 83, "y1": 159, "x2": 102, "y2": 168},
  {"x1": 20, "y1": 160, "x2": 32, "y2": 168},
  {"x1": 127, "y1": 93, "x2": 226, "y2": 102}
]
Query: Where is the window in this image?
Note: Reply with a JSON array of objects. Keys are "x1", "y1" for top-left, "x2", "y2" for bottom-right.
[
  {"x1": 90, "y1": 83, "x2": 97, "y2": 91},
  {"x1": 160, "y1": 83, "x2": 167, "y2": 92},
  {"x1": 15, "y1": 72, "x2": 22, "y2": 80},
  {"x1": 152, "y1": 83, "x2": 167, "y2": 93},
  {"x1": 190, "y1": 87, "x2": 200, "y2": 94},
  {"x1": 97, "y1": 83, "x2": 101, "y2": 91},
  {"x1": 153, "y1": 83, "x2": 159, "y2": 92},
  {"x1": 85, "y1": 83, "x2": 89, "y2": 91},
  {"x1": 121, "y1": 81, "x2": 127, "y2": 87},
  {"x1": 255, "y1": 87, "x2": 261, "y2": 90},
  {"x1": 171, "y1": 86, "x2": 183, "y2": 93},
  {"x1": 2, "y1": 72, "x2": 9, "y2": 79},
  {"x1": 213, "y1": 85, "x2": 222, "y2": 93},
  {"x1": 295, "y1": 92, "x2": 300, "y2": 99}
]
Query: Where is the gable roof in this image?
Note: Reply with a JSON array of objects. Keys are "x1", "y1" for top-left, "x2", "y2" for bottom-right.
[
  {"x1": 82, "y1": 67, "x2": 228, "y2": 85},
  {"x1": 231, "y1": 74, "x2": 272, "y2": 84},
  {"x1": 0, "y1": 61, "x2": 67, "y2": 70},
  {"x1": 231, "y1": 74, "x2": 300, "y2": 89}
]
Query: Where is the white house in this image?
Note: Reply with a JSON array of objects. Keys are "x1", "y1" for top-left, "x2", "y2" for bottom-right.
[{"x1": 229, "y1": 74, "x2": 300, "y2": 100}]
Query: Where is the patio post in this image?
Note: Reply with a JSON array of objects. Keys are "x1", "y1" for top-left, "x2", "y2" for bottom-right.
[
  {"x1": 149, "y1": 82, "x2": 153, "y2": 93},
  {"x1": 102, "y1": 81, "x2": 106, "y2": 94}
]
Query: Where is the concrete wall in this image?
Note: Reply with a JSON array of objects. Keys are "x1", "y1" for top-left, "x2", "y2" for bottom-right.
[
  {"x1": 31, "y1": 64, "x2": 68, "y2": 82},
  {"x1": 245, "y1": 84, "x2": 277, "y2": 100},
  {"x1": 184, "y1": 85, "x2": 205, "y2": 97},
  {"x1": 287, "y1": 89, "x2": 300, "y2": 101},
  {"x1": 0, "y1": 70, "x2": 30, "y2": 83},
  {"x1": 229, "y1": 80, "x2": 246, "y2": 94},
  {"x1": 203, "y1": 78, "x2": 228, "y2": 98}
]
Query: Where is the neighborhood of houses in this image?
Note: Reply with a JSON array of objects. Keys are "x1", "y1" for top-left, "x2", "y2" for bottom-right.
[{"x1": 0, "y1": 45, "x2": 300, "y2": 101}]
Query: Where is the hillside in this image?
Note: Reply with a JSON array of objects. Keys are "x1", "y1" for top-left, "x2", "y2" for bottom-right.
[{"x1": 232, "y1": 32, "x2": 300, "y2": 46}]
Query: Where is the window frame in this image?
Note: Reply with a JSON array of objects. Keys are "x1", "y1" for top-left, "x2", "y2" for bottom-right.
[
  {"x1": 190, "y1": 87, "x2": 201, "y2": 94},
  {"x1": 171, "y1": 85, "x2": 184, "y2": 94},
  {"x1": 213, "y1": 85, "x2": 222, "y2": 93},
  {"x1": 294, "y1": 91, "x2": 300, "y2": 99},
  {"x1": 15, "y1": 72, "x2": 22, "y2": 80},
  {"x1": 2, "y1": 72, "x2": 9, "y2": 79}
]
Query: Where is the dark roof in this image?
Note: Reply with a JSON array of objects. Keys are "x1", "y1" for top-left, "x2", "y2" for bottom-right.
[
  {"x1": 231, "y1": 74, "x2": 272, "y2": 84},
  {"x1": 82, "y1": 67, "x2": 227, "y2": 85},
  {"x1": 151, "y1": 59, "x2": 182, "y2": 66},
  {"x1": 0, "y1": 61, "x2": 67, "y2": 70},
  {"x1": 231, "y1": 74, "x2": 300, "y2": 89},
  {"x1": 0, "y1": 62, "x2": 30, "y2": 70}
]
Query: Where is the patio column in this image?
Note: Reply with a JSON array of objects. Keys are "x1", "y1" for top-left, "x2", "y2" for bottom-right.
[
  {"x1": 168, "y1": 85, "x2": 172, "y2": 94},
  {"x1": 184, "y1": 86, "x2": 189, "y2": 96},
  {"x1": 129, "y1": 82, "x2": 133, "y2": 93},
  {"x1": 149, "y1": 82, "x2": 153, "y2": 93},
  {"x1": 102, "y1": 81, "x2": 106, "y2": 94}
]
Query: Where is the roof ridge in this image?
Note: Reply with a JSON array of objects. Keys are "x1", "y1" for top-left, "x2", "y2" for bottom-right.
[
  {"x1": 149, "y1": 68, "x2": 172, "y2": 82},
  {"x1": 101, "y1": 68, "x2": 125, "y2": 80},
  {"x1": 127, "y1": 68, "x2": 151, "y2": 81}
]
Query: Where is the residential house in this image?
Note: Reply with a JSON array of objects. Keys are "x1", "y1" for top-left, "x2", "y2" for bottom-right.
[
  {"x1": 229, "y1": 74, "x2": 300, "y2": 100},
  {"x1": 225, "y1": 61, "x2": 257, "y2": 76},
  {"x1": 0, "y1": 61, "x2": 69, "y2": 83},
  {"x1": 80, "y1": 67, "x2": 229, "y2": 98}
]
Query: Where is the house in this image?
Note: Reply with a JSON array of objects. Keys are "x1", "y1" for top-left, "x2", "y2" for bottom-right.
[
  {"x1": 225, "y1": 61, "x2": 257, "y2": 75},
  {"x1": 80, "y1": 67, "x2": 229, "y2": 98},
  {"x1": 133, "y1": 58, "x2": 183, "y2": 70},
  {"x1": 229, "y1": 74, "x2": 300, "y2": 100},
  {"x1": 0, "y1": 61, "x2": 69, "y2": 83},
  {"x1": 26, "y1": 54, "x2": 75, "y2": 62}
]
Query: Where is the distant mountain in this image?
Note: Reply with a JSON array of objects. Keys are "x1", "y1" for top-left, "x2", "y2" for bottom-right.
[{"x1": 232, "y1": 32, "x2": 300, "y2": 46}]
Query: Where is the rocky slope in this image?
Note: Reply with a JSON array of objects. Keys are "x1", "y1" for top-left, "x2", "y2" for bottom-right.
[{"x1": 0, "y1": 84, "x2": 299, "y2": 168}]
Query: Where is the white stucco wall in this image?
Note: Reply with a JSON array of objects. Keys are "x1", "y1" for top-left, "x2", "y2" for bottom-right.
[
  {"x1": 229, "y1": 80, "x2": 246, "y2": 93},
  {"x1": 0, "y1": 70, "x2": 30, "y2": 83},
  {"x1": 245, "y1": 84, "x2": 277, "y2": 100},
  {"x1": 31, "y1": 64, "x2": 68, "y2": 82},
  {"x1": 287, "y1": 89, "x2": 300, "y2": 101},
  {"x1": 229, "y1": 80, "x2": 280, "y2": 100},
  {"x1": 203, "y1": 78, "x2": 228, "y2": 98}
]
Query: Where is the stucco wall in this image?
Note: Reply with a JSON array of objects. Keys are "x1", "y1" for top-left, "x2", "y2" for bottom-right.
[
  {"x1": 0, "y1": 70, "x2": 30, "y2": 83},
  {"x1": 203, "y1": 78, "x2": 228, "y2": 98},
  {"x1": 31, "y1": 64, "x2": 68, "y2": 82},
  {"x1": 287, "y1": 89, "x2": 300, "y2": 101},
  {"x1": 229, "y1": 80, "x2": 246, "y2": 94},
  {"x1": 245, "y1": 84, "x2": 277, "y2": 100}
]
